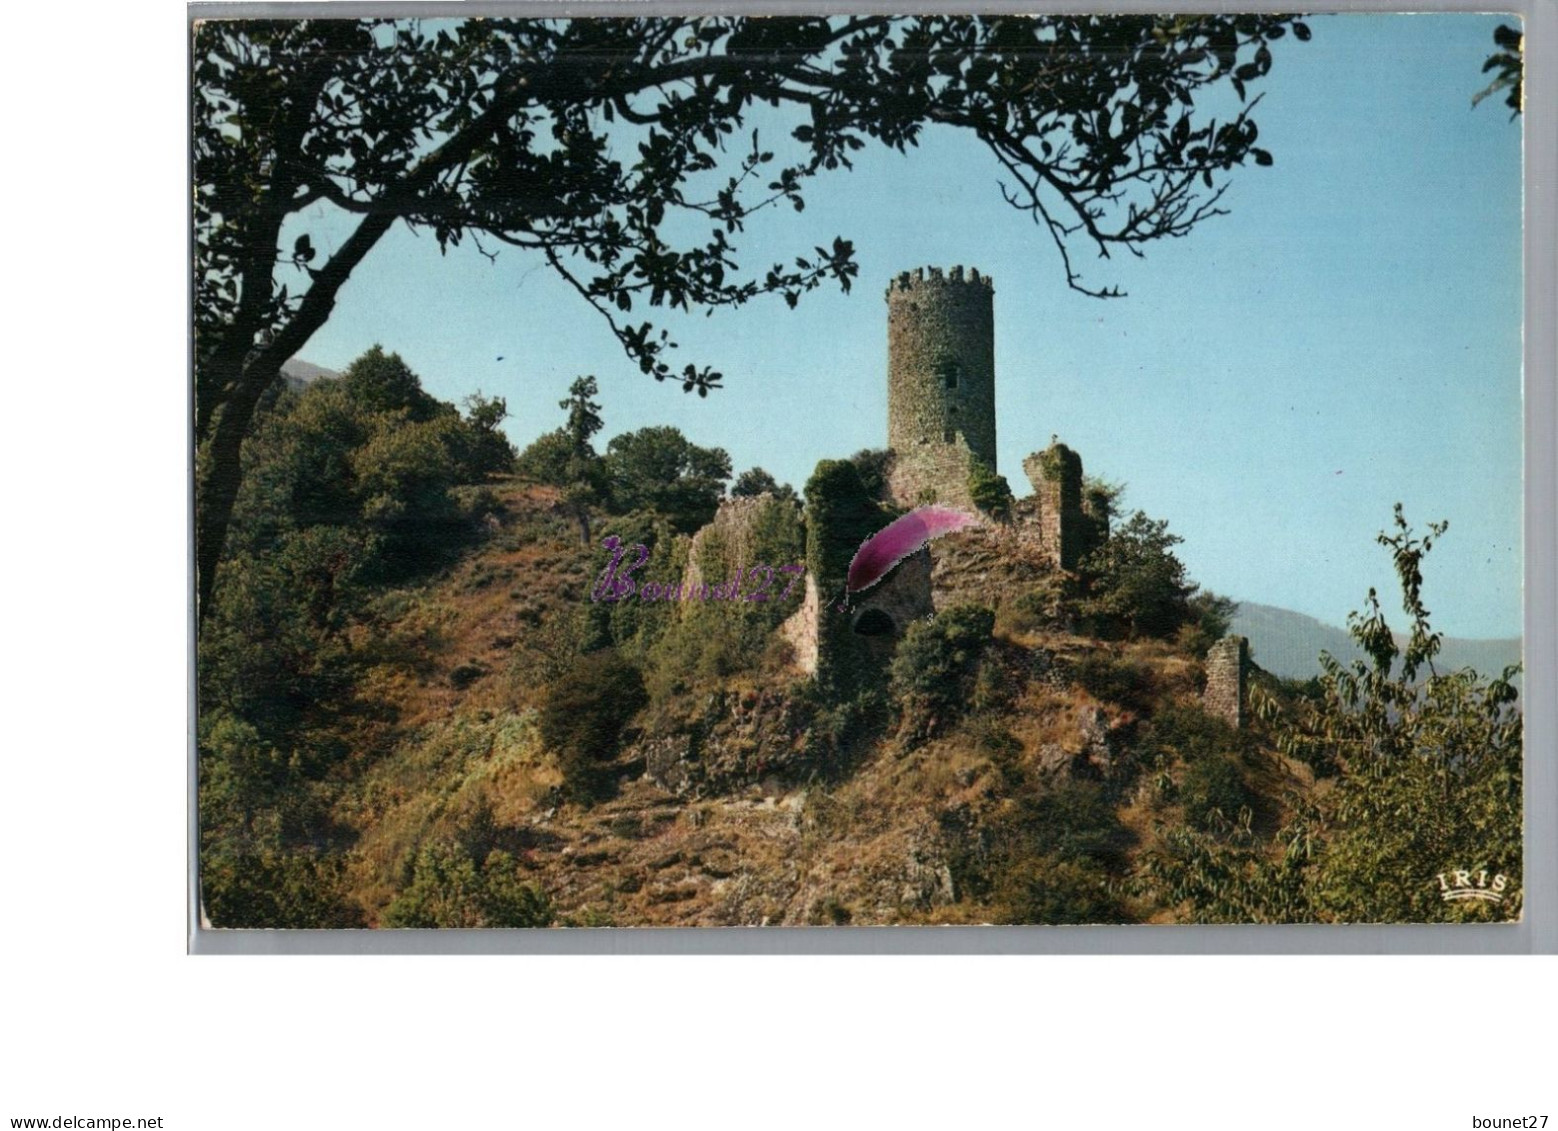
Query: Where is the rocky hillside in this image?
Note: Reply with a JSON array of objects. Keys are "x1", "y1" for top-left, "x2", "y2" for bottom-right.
[{"x1": 311, "y1": 477, "x2": 1314, "y2": 927}]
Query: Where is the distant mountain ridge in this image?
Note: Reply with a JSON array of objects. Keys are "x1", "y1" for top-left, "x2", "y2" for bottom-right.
[
  {"x1": 280, "y1": 357, "x2": 338, "y2": 392},
  {"x1": 1231, "y1": 601, "x2": 1521, "y2": 682}
]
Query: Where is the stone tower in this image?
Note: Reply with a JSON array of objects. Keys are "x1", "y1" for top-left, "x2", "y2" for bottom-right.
[{"x1": 885, "y1": 266, "x2": 996, "y2": 508}]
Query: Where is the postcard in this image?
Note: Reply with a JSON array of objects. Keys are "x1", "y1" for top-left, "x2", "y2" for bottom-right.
[{"x1": 192, "y1": 12, "x2": 1525, "y2": 929}]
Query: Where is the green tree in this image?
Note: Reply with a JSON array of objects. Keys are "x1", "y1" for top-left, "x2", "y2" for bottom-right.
[
  {"x1": 558, "y1": 376, "x2": 608, "y2": 543},
  {"x1": 460, "y1": 391, "x2": 517, "y2": 476},
  {"x1": 193, "y1": 15, "x2": 1307, "y2": 622},
  {"x1": 539, "y1": 651, "x2": 650, "y2": 802},
  {"x1": 380, "y1": 844, "x2": 553, "y2": 928},
  {"x1": 514, "y1": 428, "x2": 574, "y2": 485},
  {"x1": 1140, "y1": 507, "x2": 1523, "y2": 923},
  {"x1": 1474, "y1": 22, "x2": 1523, "y2": 117},
  {"x1": 604, "y1": 426, "x2": 732, "y2": 534},
  {"x1": 1080, "y1": 510, "x2": 1196, "y2": 638},
  {"x1": 341, "y1": 345, "x2": 437, "y2": 418},
  {"x1": 731, "y1": 466, "x2": 799, "y2": 506},
  {"x1": 889, "y1": 605, "x2": 996, "y2": 739}
]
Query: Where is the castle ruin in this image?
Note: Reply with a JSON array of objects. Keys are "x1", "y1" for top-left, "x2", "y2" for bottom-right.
[{"x1": 707, "y1": 264, "x2": 1240, "y2": 709}]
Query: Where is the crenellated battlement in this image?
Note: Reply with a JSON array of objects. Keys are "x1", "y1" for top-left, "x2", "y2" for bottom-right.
[{"x1": 884, "y1": 264, "x2": 994, "y2": 297}]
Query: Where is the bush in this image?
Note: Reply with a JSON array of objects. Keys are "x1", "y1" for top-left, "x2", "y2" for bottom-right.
[
  {"x1": 1069, "y1": 653, "x2": 1154, "y2": 711},
  {"x1": 967, "y1": 458, "x2": 1014, "y2": 520},
  {"x1": 1079, "y1": 510, "x2": 1196, "y2": 638},
  {"x1": 889, "y1": 605, "x2": 995, "y2": 737},
  {"x1": 992, "y1": 855, "x2": 1129, "y2": 925},
  {"x1": 1146, "y1": 703, "x2": 1240, "y2": 764},
  {"x1": 1180, "y1": 755, "x2": 1253, "y2": 831},
  {"x1": 1176, "y1": 592, "x2": 1240, "y2": 659},
  {"x1": 514, "y1": 428, "x2": 576, "y2": 485},
  {"x1": 380, "y1": 843, "x2": 552, "y2": 928},
  {"x1": 538, "y1": 651, "x2": 648, "y2": 802},
  {"x1": 961, "y1": 780, "x2": 1134, "y2": 923}
]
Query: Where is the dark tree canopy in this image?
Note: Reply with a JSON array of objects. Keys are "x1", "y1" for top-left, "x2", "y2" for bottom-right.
[
  {"x1": 193, "y1": 14, "x2": 1304, "y2": 619},
  {"x1": 1474, "y1": 23, "x2": 1523, "y2": 117},
  {"x1": 604, "y1": 425, "x2": 732, "y2": 534}
]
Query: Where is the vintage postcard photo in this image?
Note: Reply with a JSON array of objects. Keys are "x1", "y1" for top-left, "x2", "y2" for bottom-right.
[{"x1": 192, "y1": 12, "x2": 1524, "y2": 929}]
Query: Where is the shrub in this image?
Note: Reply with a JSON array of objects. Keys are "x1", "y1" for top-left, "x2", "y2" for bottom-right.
[
  {"x1": 1079, "y1": 510, "x2": 1196, "y2": 638},
  {"x1": 514, "y1": 427, "x2": 576, "y2": 485},
  {"x1": 380, "y1": 843, "x2": 552, "y2": 928},
  {"x1": 967, "y1": 457, "x2": 1014, "y2": 520},
  {"x1": 1180, "y1": 754, "x2": 1253, "y2": 831},
  {"x1": 992, "y1": 855, "x2": 1129, "y2": 925},
  {"x1": 1069, "y1": 653, "x2": 1154, "y2": 710},
  {"x1": 539, "y1": 651, "x2": 648, "y2": 802},
  {"x1": 1146, "y1": 703, "x2": 1240, "y2": 764},
  {"x1": 889, "y1": 605, "x2": 995, "y2": 737}
]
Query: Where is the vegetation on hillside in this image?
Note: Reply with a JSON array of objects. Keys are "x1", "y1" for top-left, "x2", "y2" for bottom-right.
[{"x1": 197, "y1": 353, "x2": 1521, "y2": 927}]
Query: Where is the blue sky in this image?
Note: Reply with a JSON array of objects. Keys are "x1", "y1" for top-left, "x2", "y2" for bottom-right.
[{"x1": 286, "y1": 14, "x2": 1523, "y2": 640}]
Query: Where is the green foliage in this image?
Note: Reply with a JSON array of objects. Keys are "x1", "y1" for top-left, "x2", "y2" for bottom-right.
[
  {"x1": 1081, "y1": 476, "x2": 1124, "y2": 523},
  {"x1": 381, "y1": 844, "x2": 553, "y2": 928},
  {"x1": 992, "y1": 856, "x2": 1130, "y2": 925},
  {"x1": 849, "y1": 449, "x2": 895, "y2": 500},
  {"x1": 959, "y1": 779, "x2": 1133, "y2": 924},
  {"x1": 341, "y1": 345, "x2": 439, "y2": 419},
  {"x1": 1141, "y1": 507, "x2": 1523, "y2": 923},
  {"x1": 1474, "y1": 23, "x2": 1523, "y2": 117},
  {"x1": 201, "y1": 849, "x2": 364, "y2": 929},
  {"x1": 1177, "y1": 591, "x2": 1240, "y2": 659},
  {"x1": 620, "y1": 495, "x2": 802, "y2": 696},
  {"x1": 1035, "y1": 442, "x2": 1080, "y2": 484},
  {"x1": 197, "y1": 712, "x2": 362, "y2": 927},
  {"x1": 1080, "y1": 510, "x2": 1196, "y2": 638},
  {"x1": 889, "y1": 605, "x2": 995, "y2": 738},
  {"x1": 604, "y1": 425, "x2": 732, "y2": 533},
  {"x1": 514, "y1": 428, "x2": 576, "y2": 485},
  {"x1": 1068, "y1": 653, "x2": 1155, "y2": 711},
  {"x1": 802, "y1": 458, "x2": 897, "y2": 699},
  {"x1": 967, "y1": 458, "x2": 1014, "y2": 521},
  {"x1": 1144, "y1": 703, "x2": 1242, "y2": 766},
  {"x1": 1180, "y1": 755, "x2": 1254, "y2": 832},
  {"x1": 731, "y1": 466, "x2": 799, "y2": 505},
  {"x1": 460, "y1": 391, "x2": 517, "y2": 475},
  {"x1": 198, "y1": 346, "x2": 520, "y2": 923},
  {"x1": 804, "y1": 458, "x2": 890, "y2": 586},
  {"x1": 561, "y1": 376, "x2": 604, "y2": 456},
  {"x1": 538, "y1": 651, "x2": 649, "y2": 802}
]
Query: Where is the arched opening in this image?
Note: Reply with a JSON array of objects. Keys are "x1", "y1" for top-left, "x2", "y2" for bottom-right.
[{"x1": 852, "y1": 608, "x2": 896, "y2": 636}]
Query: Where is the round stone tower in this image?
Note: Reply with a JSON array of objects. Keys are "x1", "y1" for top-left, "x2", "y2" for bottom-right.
[{"x1": 886, "y1": 266, "x2": 997, "y2": 475}]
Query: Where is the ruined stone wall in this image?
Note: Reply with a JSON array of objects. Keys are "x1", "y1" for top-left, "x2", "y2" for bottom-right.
[
  {"x1": 779, "y1": 573, "x2": 821, "y2": 675},
  {"x1": 1204, "y1": 635, "x2": 1250, "y2": 729},
  {"x1": 852, "y1": 547, "x2": 934, "y2": 637},
  {"x1": 886, "y1": 266, "x2": 996, "y2": 507},
  {"x1": 781, "y1": 538, "x2": 937, "y2": 678},
  {"x1": 682, "y1": 493, "x2": 799, "y2": 605},
  {"x1": 1018, "y1": 441, "x2": 1087, "y2": 570}
]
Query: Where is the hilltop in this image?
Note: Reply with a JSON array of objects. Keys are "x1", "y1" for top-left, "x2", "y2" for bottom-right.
[
  {"x1": 228, "y1": 474, "x2": 1312, "y2": 927},
  {"x1": 197, "y1": 351, "x2": 1521, "y2": 929}
]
